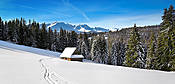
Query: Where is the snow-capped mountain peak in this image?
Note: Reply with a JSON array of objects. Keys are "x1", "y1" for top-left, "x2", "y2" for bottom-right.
[
  {"x1": 46, "y1": 22, "x2": 110, "y2": 33},
  {"x1": 47, "y1": 22, "x2": 58, "y2": 28},
  {"x1": 78, "y1": 27, "x2": 91, "y2": 32}
]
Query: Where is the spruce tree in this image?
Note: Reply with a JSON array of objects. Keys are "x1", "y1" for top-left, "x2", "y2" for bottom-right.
[
  {"x1": 58, "y1": 28, "x2": 66, "y2": 52},
  {"x1": 81, "y1": 41, "x2": 90, "y2": 59},
  {"x1": 48, "y1": 27, "x2": 54, "y2": 50},
  {"x1": 111, "y1": 41, "x2": 126, "y2": 66},
  {"x1": 125, "y1": 24, "x2": 146, "y2": 68},
  {"x1": 91, "y1": 35, "x2": 108, "y2": 64},
  {"x1": 0, "y1": 17, "x2": 4, "y2": 40},
  {"x1": 146, "y1": 32, "x2": 157, "y2": 69},
  {"x1": 30, "y1": 21, "x2": 37, "y2": 47},
  {"x1": 7, "y1": 21, "x2": 13, "y2": 41},
  {"x1": 18, "y1": 18, "x2": 25, "y2": 45},
  {"x1": 10, "y1": 20, "x2": 19, "y2": 43},
  {"x1": 156, "y1": 5, "x2": 175, "y2": 71},
  {"x1": 35, "y1": 23, "x2": 41, "y2": 48},
  {"x1": 51, "y1": 29, "x2": 58, "y2": 51},
  {"x1": 39, "y1": 23, "x2": 48, "y2": 49},
  {"x1": 3, "y1": 21, "x2": 8, "y2": 41},
  {"x1": 70, "y1": 31, "x2": 78, "y2": 47}
]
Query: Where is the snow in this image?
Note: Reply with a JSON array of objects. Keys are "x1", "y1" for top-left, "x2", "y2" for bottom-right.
[
  {"x1": 71, "y1": 55, "x2": 84, "y2": 58},
  {"x1": 44, "y1": 58, "x2": 175, "y2": 84},
  {"x1": 78, "y1": 27, "x2": 91, "y2": 32},
  {"x1": 0, "y1": 45, "x2": 49, "y2": 84},
  {"x1": 0, "y1": 40, "x2": 60, "y2": 57},
  {"x1": 46, "y1": 22, "x2": 110, "y2": 33},
  {"x1": 0, "y1": 40, "x2": 175, "y2": 84},
  {"x1": 60, "y1": 47, "x2": 84, "y2": 58},
  {"x1": 47, "y1": 22, "x2": 58, "y2": 28},
  {"x1": 60, "y1": 47, "x2": 76, "y2": 58}
]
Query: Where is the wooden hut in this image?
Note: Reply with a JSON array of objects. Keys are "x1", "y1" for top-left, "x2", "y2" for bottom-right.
[{"x1": 60, "y1": 47, "x2": 84, "y2": 62}]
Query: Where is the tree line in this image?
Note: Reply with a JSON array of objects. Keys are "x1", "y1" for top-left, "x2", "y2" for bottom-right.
[{"x1": 0, "y1": 18, "x2": 78, "y2": 52}]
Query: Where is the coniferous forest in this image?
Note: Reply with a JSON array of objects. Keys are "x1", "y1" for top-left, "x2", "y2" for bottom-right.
[{"x1": 0, "y1": 5, "x2": 175, "y2": 71}]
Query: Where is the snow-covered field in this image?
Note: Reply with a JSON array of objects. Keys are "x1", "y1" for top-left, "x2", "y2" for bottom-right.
[{"x1": 0, "y1": 40, "x2": 175, "y2": 84}]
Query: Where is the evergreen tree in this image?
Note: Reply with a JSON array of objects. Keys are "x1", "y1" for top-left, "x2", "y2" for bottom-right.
[
  {"x1": 51, "y1": 29, "x2": 58, "y2": 51},
  {"x1": 111, "y1": 41, "x2": 126, "y2": 66},
  {"x1": 3, "y1": 21, "x2": 8, "y2": 41},
  {"x1": 77, "y1": 33, "x2": 83, "y2": 54},
  {"x1": 11, "y1": 20, "x2": 19, "y2": 43},
  {"x1": 81, "y1": 41, "x2": 90, "y2": 59},
  {"x1": 7, "y1": 21, "x2": 13, "y2": 41},
  {"x1": 0, "y1": 17, "x2": 4, "y2": 40},
  {"x1": 91, "y1": 36, "x2": 108, "y2": 64},
  {"x1": 57, "y1": 28, "x2": 66, "y2": 52},
  {"x1": 70, "y1": 31, "x2": 78, "y2": 47},
  {"x1": 35, "y1": 23, "x2": 41, "y2": 48},
  {"x1": 39, "y1": 23, "x2": 48, "y2": 49},
  {"x1": 30, "y1": 21, "x2": 37, "y2": 47},
  {"x1": 67, "y1": 32, "x2": 71, "y2": 47},
  {"x1": 156, "y1": 5, "x2": 175, "y2": 71},
  {"x1": 125, "y1": 24, "x2": 146, "y2": 68},
  {"x1": 83, "y1": 32, "x2": 89, "y2": 49},
  {"x1": 146, "y1": 32, "x2": 157, "y2": 69},
  {"x1": 12, "y1": 27, "x2": 19, "y2": 44},
  {"x1": 18, "y1": 18, "x2": 25, "y2": 45},
  {"x1": 22, "y1": 19, "x2": 28, "y2": 46},
  {"x1": 48, "y1": 27, "x2": 54, "y2": 50}
]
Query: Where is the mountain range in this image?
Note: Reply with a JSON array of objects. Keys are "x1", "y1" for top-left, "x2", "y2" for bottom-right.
[{"x1": 46, "y1": 22, "x2": 111, "y2": 33}]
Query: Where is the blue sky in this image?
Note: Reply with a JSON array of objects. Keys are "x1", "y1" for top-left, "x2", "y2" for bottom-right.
[{"x1": 0, "y1": 0, "x2": 174, "y2": 29}]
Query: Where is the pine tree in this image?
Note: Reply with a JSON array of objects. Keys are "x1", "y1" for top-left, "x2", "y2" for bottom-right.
[
  {"x1": 12, "y1": 27, "x2": 19, "y2": 44},
  {"x1": 125, "y1": 24, "x2": 146, "y2": 68},
  {"x1": 91, "y1": 35, "x2": 108, "y2": 64},
  {"x1": 70, "y1": 31, "x2": 78, "y2": 47},
  {"x1": 22, "y1": 19, "x2": 28, "y2": 46},
  {"x1": 67, "y1": 32, "x2": 71, "y2": 47},
  {"x1": 78, "y1": 32, "x2": 90, "y2": 59},
  {"x1": 10, "y1": 20, "x2": 19, "y2": 43},
  {"x1": 3, "y1": 21, "x2": 8, "y2": 41},
  {"x1": 111, "y1": 41, "x2": 126, "y2": 66},
  {"x1": 35, "y1": 22, "x2": 41, "y2": 48},
  {"x1": 39, "y1": 23, "x2": 48, "y2": 49},
  {"x1": 156, "y1": 5, "x2": 175, "y2": 71},
  {"x1": 83, "y1": 32, "x2": 89, "y2": 49},
  {"x1": 18, "y1": 18, "x2": 25, "y2": 45},
  {"x1": 58, "y1": 28, "x2": 66, "y2": 52},
  {"x1": 146, "y1": 32, "x2": 157, "y2": 69},
  {"x1": 51, "y1": 29, "x2": 58, "y2": 51},
  {"x1": 81, "y1": 41, "x2": 90, "y2": 59},
  {"x1": 30, "y1": 20, "x2": 37, "y2": 47},
  {"x1": 77, "y1": 33, "x2": 83, "y2": 54},
  {"x1": 48, "y1": 27, "x2": 54, "y2": 50},
  {"x1": 7, "y1": 21, "x2": 13, "y2": 41},
  {"x1": 0, "y1": 17, "x2": 4, "y2": 40}
]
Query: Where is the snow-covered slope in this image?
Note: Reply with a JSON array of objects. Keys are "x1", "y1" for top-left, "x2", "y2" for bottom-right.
[
  {"x1": 0, "y1": 40, "x2": 175, "y2": 84},
  {"x1": 46, "y1": 22, "x2": 110, "y2": 33},
  {"x1": 0, "y1": 41, "x2": 61, "y2": 84}
]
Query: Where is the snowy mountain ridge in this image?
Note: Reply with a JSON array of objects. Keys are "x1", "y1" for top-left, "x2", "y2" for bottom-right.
[{"x1": 46, "y1": 22, "x2": 111, "y2": 33}]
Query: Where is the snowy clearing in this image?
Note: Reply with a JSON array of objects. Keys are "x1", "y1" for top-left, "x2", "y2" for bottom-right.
[{"x1": 0, "y1": 40, "x2": 175, "y2": 84}]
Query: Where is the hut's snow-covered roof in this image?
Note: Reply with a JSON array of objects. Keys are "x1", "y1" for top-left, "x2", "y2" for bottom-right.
[
  {"x1": 71, "y1": 55, "x2": 84, "y2": 58},
  {"x1": 60, "y1": 47, "x2": 84, "y2": 58}
]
